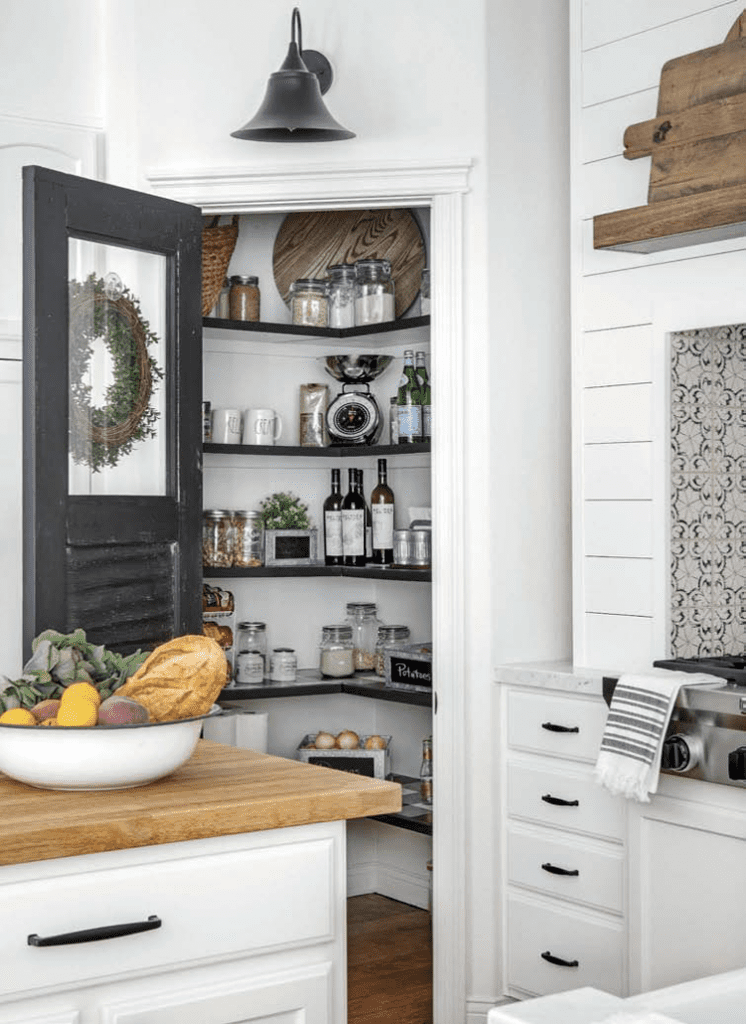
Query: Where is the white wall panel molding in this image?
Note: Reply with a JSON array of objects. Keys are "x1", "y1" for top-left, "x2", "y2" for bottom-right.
[
  {"x1": 582, "y1": 612, "x2": 656, "y2": 672},
  {"x1": 583, "y1": 383, "x2": 653, "y2": 444},
  {"x1": 584, "y1": 501, "x2": 654, "y2": 558},
  {"x1": 584, "y1": 557, "x2": 655, "y2": 617},
  {"x1": 581, "y1": 325, "x2": 653, "y2": 387},
  {"x1": 581, "y1": 0, "x2": 733, "y2": 52},
  {"x1": 582, "y1": 90, "x2": 656, "y2": 163},
  {"x1": 583, "y1": 443, "x2": 654, "y2": 500}
]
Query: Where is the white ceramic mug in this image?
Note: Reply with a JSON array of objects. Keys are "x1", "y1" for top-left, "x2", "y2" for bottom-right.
[
  {"x1": 211, "y1": 408, "x2": 243, "y2": 445},
  {"x1": 244, "y1": 408, "x2": 283, "y2": 446}
]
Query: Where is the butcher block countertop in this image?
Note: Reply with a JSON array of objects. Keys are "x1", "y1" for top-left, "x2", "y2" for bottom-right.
[{"x1": 0, "y1": 740, "x2": 402, "y2": 867}]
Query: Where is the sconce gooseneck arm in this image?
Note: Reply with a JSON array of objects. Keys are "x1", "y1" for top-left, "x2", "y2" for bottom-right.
[{"x1": 291, "y1": 8, "x2": 303, "y2": 57}]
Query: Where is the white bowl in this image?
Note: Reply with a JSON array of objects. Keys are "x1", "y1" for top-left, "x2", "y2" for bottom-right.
[{"x1": 0, "y1": 712, "x2": 217, "y2": 791}]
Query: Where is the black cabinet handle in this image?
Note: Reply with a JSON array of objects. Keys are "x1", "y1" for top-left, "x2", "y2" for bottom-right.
[
  {"x1": 541, "y1": 950, "x2": 579, "y2": 968},
  {"x1": 541, "y1": 861, "x2": 580, "y2": 877},
  {"x1": 28, "y1": 915, "x2": 161, "y2": 947},
  {"x1": 542, "y1": 793, "x2": 579, "y2": 807},
  {"x1": 541, "y1": 722, "x2": 579, "y2": 734}
]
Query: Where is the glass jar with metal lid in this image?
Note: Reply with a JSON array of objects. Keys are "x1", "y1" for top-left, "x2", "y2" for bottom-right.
[
  {"x1": 290, "y1": 278, "x2": 329, "y2": 328},
  {"x1": 375, "y1": 624, "x2": 411, "y2": 677},
  {"x1": 354, "y1": 259, "x2": 395, "y2": 325},
  {"x1": 326, "y1": 264, "x2": 356, "y2": 329},
  {"x1": 229, "y1": 275, "x2": 260, "y2": 322},
  {"x1": 236, "y1": 621, "x2": 268, "y2": 683},
  {"x1": 232, "y1": 510, "x2": 264, "y2": 568},
  {"x1": 319, "y1": 624, "x2": 355, "y2": 678},
  {"x1": 202, "y1": 509, "x2": 234, "y2": 568},
  {"x1": 345, "y1": 601, "x2": 383, "y2": 673},
  {"x1": 270, "y1": 647, "x2": 297, "y2": 682}
]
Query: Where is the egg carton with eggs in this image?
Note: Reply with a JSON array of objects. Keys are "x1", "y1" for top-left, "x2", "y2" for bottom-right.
[{"x1": 296, "y1": 731, "x2": 392, "y2": 779}]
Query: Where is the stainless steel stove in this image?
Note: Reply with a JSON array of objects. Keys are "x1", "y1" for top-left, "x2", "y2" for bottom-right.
[{"x1": 604, "y1": 656, "x2": 746, "y2": 788}]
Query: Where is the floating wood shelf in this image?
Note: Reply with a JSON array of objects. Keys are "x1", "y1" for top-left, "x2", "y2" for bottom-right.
[{"x1": 594, "y1": 10, "x2": 746, "y2": 254}]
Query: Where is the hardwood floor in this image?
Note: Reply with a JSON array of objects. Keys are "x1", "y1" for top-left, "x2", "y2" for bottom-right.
[{"x1": 347, "y1": 893, "x2": 432, "y2": 1024}]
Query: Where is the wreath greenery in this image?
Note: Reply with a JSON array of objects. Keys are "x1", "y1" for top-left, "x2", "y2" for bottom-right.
[{"x1": 68, "y1": 274, "x2": 164, "y2": 473}]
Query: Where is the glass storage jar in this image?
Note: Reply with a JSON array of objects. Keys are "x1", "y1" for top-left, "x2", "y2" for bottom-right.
[
  {"x1": 236, "y1": 621, "x2": 268, "y2": 683},
  {"x1": 375, "y1": 624, "x2": 411, "y2": 676},
  {"x1": 354, "y1": 259, "x2": 395, "y2": 325},
  {"x1": 270, "y1": 647, "x2": 297, "y2": 682},
  {"x1": 326, "y1": 263, "x2": 356, "y2": 329},
  {"x1": 202, "y1": 510, "x2": 234, "y2": 568},
  {"x1": 319, "y1": 624, "x2": 355, "y2": 678},
  {"x1": 215, "y1": 277, "x2": 231, "y2": 319},
  {"x1": 232, "y1": 510, "x2": 263, "y2": 568},
  {"x1": 290, "y1": 278, "x2": 329, "y2": 327},
  {"x1": 229, "y1": 275, "x2": 260, "y2": 321},
  {"x1": 345, "y1": 601, "x2": 383, "y2": 673}
]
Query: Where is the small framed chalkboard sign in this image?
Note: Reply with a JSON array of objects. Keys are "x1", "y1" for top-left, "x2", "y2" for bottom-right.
[{"x1": 264, "y1": 529, "x2": 319, "y2": 567}]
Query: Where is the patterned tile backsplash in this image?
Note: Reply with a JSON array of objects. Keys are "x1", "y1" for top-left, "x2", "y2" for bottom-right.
[{"x1": 670, "y1": 325, "x2": 746, "y2": 656}]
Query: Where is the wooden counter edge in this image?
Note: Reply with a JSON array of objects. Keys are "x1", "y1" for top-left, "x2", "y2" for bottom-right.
[{"x1": 0, "y1": 742, "x2": 403, "y2": 867}]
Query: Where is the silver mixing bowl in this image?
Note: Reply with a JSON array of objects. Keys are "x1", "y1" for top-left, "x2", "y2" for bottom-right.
[{"x1": 319, "y1": 354, "x2": 394, "y2": 383}]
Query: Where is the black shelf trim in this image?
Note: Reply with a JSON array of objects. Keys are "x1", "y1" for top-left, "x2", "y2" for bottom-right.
[
  {"x1": 205, "y1": 565, "x2": 431, "y2": 582},
  {"x1": 204, "y1": 442, "x2": 431, "y2": 458},
  {"x1": 219, "y1": 671, "x2": 432, "y2": 708},
  {"x1": 203, "y1": 315, "x2": 430, "y2": 339},
  {"x1": 371, "y1": 812, "x2": 432, "y2": 836}
]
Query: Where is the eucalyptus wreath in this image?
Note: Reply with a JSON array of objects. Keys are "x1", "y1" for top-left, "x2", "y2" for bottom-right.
[{"x1": 68, "y1": 274, "x2": 164, "y2": 473}]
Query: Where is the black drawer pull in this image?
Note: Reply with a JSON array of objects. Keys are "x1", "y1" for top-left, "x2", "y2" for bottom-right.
[
  {"x1": 541, "y1": 861, "x2": 580, "y2": 877},
  {"x1": 28, "y1": 914, "x2": 161, "y2": 947},
  {"x1": 541, "y1": 950, "x2": 579, "y2": 968},
  {"x1": 541, "y1": 722, "x2": 579, "y2": 734},
  {"x1": 542, "y1": 793, "x2": 579, "y2": 807}
]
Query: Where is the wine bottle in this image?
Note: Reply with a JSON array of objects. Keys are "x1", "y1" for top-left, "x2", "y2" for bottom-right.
[
  {"x1": 371, "y1": 458, "x2": 395, "y2": 565},
  {"x1": 396, "y1": 349, "x2": 422, "y2": 445},
  {"x1": 323, "y1": 468, "x2": 344, "y2": 566},
  {"x1": 416, "y1": 351, "x2": 431, "y2": 444},
  {"x1": 357, "y1": 468, "x2": 372, "y2": 562},
  {"x1": 419, "y1": 736, "x2": 433, "y2": 804},
  {"x1": 342, "y1": 467, "x2": 366, "y2": 567}
]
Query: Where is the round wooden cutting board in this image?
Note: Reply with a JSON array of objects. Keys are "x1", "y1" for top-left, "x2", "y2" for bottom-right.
[{"x1": 273, "y1": 208, "x2": 427, "y2": 318}]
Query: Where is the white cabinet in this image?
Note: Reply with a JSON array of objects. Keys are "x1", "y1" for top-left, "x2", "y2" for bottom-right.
[
  {"x1": 499, "y1": 684, "x2": 627, "y2": 999},
  {"x1": 0, "y1": 823, "x2": 346, "y2": 1024},
  {"x1": 628, "y1": 778, "x2": 746, "y2": 995}
]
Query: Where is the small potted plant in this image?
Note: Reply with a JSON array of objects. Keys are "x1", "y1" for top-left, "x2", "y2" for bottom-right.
[{"x1": 258, "y1": 492, "x2": 319, "y2": 566}]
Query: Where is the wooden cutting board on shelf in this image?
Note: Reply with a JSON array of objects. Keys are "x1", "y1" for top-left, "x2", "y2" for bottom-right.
[
  {"x1": 624, "y1": 10, "x2": 746, "y2": 203},
  {"x1": 272, "y1": 208, "x2": 426, "y2": 318}
]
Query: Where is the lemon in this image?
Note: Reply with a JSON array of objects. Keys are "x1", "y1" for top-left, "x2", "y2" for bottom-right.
[
  {"x1": 0, "y1": 708, "x2": 38, "y2": 726},
  {"x1": 61, "y1": 682, "x2": 101, "y2": 707},
  {"x1": 57, "y1": 698, "x2": 98, "y2": 727}
]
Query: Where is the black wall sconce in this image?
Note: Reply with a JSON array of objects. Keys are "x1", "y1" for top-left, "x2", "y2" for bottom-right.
[{"x1": 231, "y1": 7, "x2": 355, "y2": 142}]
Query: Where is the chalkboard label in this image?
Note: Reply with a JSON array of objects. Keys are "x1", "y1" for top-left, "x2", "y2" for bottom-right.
[
  {"x1": 306, "y1": 755, "x2": 375, "y2": 778},
  {"x1": 389, "y1": 656, "x2": 433, "y2": 689},
  {"x1": 275, "y1": 535, "x2": 312, "y2": 559}
]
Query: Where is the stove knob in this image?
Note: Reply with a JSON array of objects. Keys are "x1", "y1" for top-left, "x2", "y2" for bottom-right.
[
  {"x1": 661, "y1": 734, "x2": 701, "y2": 773},
  {"x1": 728, "y1": 746, "x2": 746, "y2": 781}
]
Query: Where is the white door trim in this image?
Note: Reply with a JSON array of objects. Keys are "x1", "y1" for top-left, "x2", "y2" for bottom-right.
[{"x1": 147, "y1": 159, "x2": 472, "y2": 1024}]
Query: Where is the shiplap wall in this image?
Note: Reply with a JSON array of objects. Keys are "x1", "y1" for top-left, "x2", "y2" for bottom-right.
[{"x1": 572, "y1": 0, "x2": 746, "y2": 672}]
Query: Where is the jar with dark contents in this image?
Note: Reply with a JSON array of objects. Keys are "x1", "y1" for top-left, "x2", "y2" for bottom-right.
[
  {"x1": 202, "y1": 510, "x2": 234, "y2": 568},
  {"x1": 229, "y1": 275, "x2": 260, "y2": 322},
  {"x1": 375, "y1": 624, "x2": 411, "y2": 676}
]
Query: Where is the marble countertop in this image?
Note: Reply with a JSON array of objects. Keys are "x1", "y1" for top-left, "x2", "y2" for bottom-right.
[{"x1": 493, "y1": 659, "x2": 607, "y2": 696}]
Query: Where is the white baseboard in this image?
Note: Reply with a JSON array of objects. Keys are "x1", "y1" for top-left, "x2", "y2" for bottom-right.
[
  {"x1": 347, "y1": 858, "x2": 378, "y2": 898},
  {"x1": 467, "y1": 996, "x2": 516, "y2": 1024},
  {"x1": 347, "y1": 857, "x2": 430, "y2": 910}
]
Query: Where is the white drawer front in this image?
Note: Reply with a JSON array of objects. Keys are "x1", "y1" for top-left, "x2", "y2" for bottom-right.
[
  {"x1": 0, "y1": 837, "x2": 335, "y2": 1000},
  {"x1": 507, "y1": 827, "x2": 624, "y2": 914},
  {"x1": 507, "y1": 895, "x2": 624, "y2": 997},
  {"x1": 507, "y1": 762, "x2": 625, "y2": 841},
  {"x1": 507, "y1": 690, "x2": 608, "y2": 762}
]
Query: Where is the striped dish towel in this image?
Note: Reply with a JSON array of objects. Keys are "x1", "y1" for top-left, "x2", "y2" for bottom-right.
[{"x1": 595, "y1": 669, "x2": 721, "y2": 802}]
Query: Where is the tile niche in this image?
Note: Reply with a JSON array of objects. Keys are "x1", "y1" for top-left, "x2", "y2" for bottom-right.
[{"x1": 670, "y1": 324, "x2": 746, "y2": 656}]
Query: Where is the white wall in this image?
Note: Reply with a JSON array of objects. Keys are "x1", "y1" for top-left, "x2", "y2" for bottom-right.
[{"x1": 571, "y1": 0, "x2": 746, "y2": 673}]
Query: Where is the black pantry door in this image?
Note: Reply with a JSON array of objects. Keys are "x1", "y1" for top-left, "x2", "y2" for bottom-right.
[{"x1": 22, "y1": 166, "x2": 203, "y2": 656}]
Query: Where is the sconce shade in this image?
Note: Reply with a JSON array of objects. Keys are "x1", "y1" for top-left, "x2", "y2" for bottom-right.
[{"x1": 231, "y1": 21, "x2": 355, "y2": 143}]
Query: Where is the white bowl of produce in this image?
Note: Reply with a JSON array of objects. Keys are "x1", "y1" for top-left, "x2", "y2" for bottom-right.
[{"x1": 0, "y1": 711, "x2": 219, "y2": 791}]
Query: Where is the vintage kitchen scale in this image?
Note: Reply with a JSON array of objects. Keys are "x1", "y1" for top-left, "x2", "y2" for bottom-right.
[
  {"x1": 594, "y1": 9, "x2": 746, "y2": 252},
  {"x1": 319, "y1": 354, "x2": 393, "y2": 445}
]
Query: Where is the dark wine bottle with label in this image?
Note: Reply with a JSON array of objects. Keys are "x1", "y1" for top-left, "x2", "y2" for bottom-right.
[
  {"x1": 342, "y1": 467, "x2": 366, "y2": 567},
  {"x1": 323, "y1": 468, "x2": 344, "y2": 566},
  {"x1": 371, "y1": 458, "x2": 395, "y2": 564},
  {"x1": 357, "y1": 468, "x2": 372, "y2": 563}
]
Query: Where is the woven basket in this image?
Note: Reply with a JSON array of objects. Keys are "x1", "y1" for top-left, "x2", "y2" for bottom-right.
[{"x1": 202, "y1": 215, "x2": 239, "y2": 315}]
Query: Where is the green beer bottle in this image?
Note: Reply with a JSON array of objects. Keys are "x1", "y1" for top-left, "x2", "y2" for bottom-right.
[{"x1": 396, "y1": 349, "x2": 422, "y2": 444}]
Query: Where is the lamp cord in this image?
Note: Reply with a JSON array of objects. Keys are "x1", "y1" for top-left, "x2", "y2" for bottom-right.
[{"x1": 291, "y1": 7, "x2": 303, "y2": 55}]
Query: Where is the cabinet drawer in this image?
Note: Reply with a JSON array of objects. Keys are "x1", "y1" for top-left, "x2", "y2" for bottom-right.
[
  {"x1": 507, "y1": 826, "x2": 624, "y2": 914},
  {"x1": 507, "y1": 690, "x2": 607, "y2": 762},
  {"x1": 507, "y1": 894, "x2": 624, "y2": 997},
  {"x1": 0, "y1": 836, "x2": 335, "y2": 1001},
  {"x1": 507, "y1": 762, "x2": 625, "y2": 841}
]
